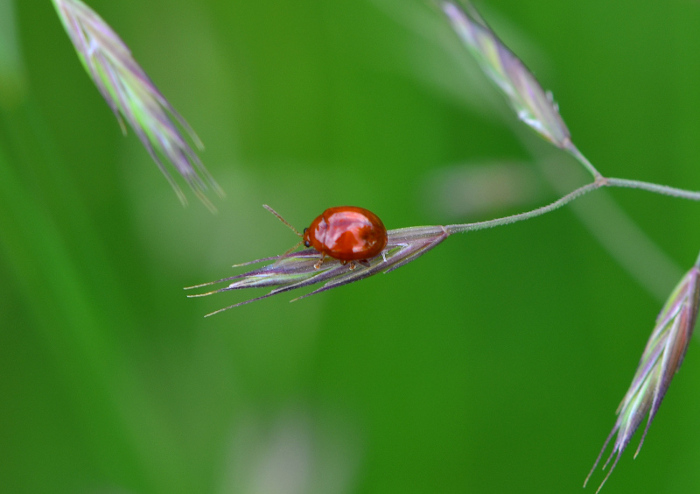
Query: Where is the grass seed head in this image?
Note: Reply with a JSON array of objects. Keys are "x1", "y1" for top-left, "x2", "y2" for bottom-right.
[
  {"x1": 441, "y1": 1, "x2": 571, "y2": 149},
  {"x1": 186, "y1": 224, "x2": 449, "y2": 316},
  {"x1": 584, "y1": 259, "x2": 700, "y2": 493},
  {"x1": 52, "y1": 0, "x2": 222, "y2": 209}
]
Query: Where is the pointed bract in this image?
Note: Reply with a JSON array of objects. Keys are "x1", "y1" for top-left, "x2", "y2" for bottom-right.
[
  {"x1": 186, "y1": 225, "x2": 449, "y2": 315},
  {"x1": 51, "y1": 0, "x2": 222, "y2": 209},
  {"x1": 584, "y1": 259, "x2": 700, "y2": 493}
]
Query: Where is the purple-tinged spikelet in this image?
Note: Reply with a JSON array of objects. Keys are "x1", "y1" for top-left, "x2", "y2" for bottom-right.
[
  {"x1": 584, "y1": 256, "x2": 700, "y2": 493},
  {"x1": 186, "y1": 224, "x2": 449, "y2": 316},
  {"x1": 52, "y1": 0, "x2": 222, "y2": 209},
  {"x1": 441, "y1": 1, "x2": 570, "y2": 149},
  {"x1": 440, "y1": 2, "x2": 601, "y2": 178}
]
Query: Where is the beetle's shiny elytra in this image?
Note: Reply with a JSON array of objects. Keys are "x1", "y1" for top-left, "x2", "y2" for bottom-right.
[{"x1": 302, "y1": 207, "x2": 388, "y2": 262}]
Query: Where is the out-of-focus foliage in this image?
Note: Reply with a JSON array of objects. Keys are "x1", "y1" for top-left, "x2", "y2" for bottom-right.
[{"x1": 1, "y1": 1, "x2": 700, "y2": 493}]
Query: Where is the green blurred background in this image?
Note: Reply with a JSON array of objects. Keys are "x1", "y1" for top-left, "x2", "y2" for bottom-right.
[{"x1": 2, "y1": 0, "x2": 700, "y2": 493}]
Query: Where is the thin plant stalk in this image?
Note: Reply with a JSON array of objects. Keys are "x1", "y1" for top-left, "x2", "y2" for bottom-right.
[{"x1": 446, "y1": 177, "x2": 700, "y2": 235}]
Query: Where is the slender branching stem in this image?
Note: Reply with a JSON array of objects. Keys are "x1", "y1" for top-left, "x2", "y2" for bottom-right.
[
  {"x1": 445, "y1": 180, "x2": 602, "y2": 234},
  {"x1": 445, "y1": 173, "x2": 700, "y2": 236},
  {"x1": 566, "y1": 142, "x2": 603, "y2": 180},
  {"x1": 605, "y1": 177, "x2": 700, "y2": 201}
]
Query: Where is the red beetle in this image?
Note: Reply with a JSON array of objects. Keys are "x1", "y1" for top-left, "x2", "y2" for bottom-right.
[
  {"x1": 265, "y1": 205, "x2": 388, "y2": 267},
  {"x1": 303, "y1": 206, "x2": 387, "y2": 262}
]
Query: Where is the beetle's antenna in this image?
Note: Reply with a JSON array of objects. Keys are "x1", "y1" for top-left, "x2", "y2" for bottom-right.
[
  {"x1": 263, "y1": 204, "x2": 302, "y2": 237},
  {"x1": 281, "y1": 240, "x2": 304, "y2": 258}
]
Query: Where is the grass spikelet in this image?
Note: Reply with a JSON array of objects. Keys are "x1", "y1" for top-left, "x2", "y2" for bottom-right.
[{"x1": 52, "y1": 0, "x2": 223, "y2": 209}]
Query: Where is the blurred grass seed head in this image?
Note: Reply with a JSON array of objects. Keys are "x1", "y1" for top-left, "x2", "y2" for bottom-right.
[
  {"x1": 441, "y1": 1, "x2": 571, "y2": 149},
  {"x1": 585, "y1": 258, "x2": 700, "y2": 493},
  {"x1": 52, "y1": 0, "x2": 222, "y2": 209}
]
